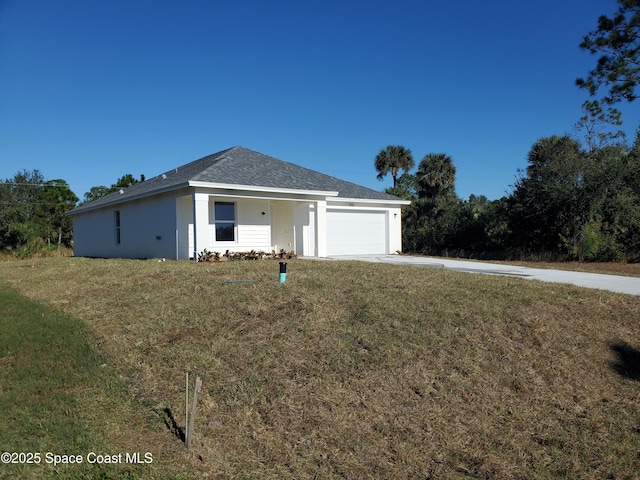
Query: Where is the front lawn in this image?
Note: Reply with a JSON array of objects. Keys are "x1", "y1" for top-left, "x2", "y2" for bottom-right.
[{"x1": 1, "y1": 257, "x2": 639, "y2": 479}]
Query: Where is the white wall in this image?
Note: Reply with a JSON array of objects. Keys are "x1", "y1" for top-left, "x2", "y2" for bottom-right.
[
  {"x1": 73, "y1": 193, "x2": 177, "y2": 259},
  {"x1": 294, "y1": 203, "x2": 311, "y2": 256},
  {"x1": 73, "y1": 189, "x2": 406, "y2": 259},
  {"x1": 176, "y1": 195, "x2": 192, "y2": 259},
  {"x1": 202, "y1": 196, "x2": 272, "y2": 254},
  {"x1": 388, "y1": 207, "x2": 403, "y2": 254},
  {"x1": 271, "y1": 201, "x2": 294, "y2": 252},
  {"x1": 72, "y1": 208, "x2": 118, "y2": 258},
  {"x1": 236, "y1": 198, "x2": 271, "y2": 250}
]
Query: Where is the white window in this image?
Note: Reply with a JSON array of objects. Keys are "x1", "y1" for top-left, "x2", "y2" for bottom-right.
[{"x1": 214, "y1": 202, "x2": 235, "y2": 242}]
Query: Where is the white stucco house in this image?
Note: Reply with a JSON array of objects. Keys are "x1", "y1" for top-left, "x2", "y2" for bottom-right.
[{"x1": 68, "y1": 146, "x2": 410, "y2": 259}]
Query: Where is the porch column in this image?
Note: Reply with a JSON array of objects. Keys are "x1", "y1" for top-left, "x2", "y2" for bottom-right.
[
  {"x1": 193, "y1": 193, "x2": 209, "y2": 259},
  {"x1": 315, "y1": 199, "x2": 327, "y2": 258},
  {"x1": 389, "y1": 207, "x2": 402, "y2": 254}
]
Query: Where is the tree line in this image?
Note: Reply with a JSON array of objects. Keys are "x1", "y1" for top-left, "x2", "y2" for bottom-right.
[
  {"x1": 0, "y1": 170, "x2": 77, "y2": 256},
  {"x1": 0, "y1": 172, "x2": 142, "y2": 257},
  {"x1": 377, "y1": 132, "x2": 640, "y2": 262},
  {"x1": 376, "y1": 0, "x2": 640, "y2": 262}
]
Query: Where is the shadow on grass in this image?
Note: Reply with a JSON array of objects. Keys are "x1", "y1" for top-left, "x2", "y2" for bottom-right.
[
  {"x1": 610, "y1": 342, "x2": 640, "y2": 381},
  {"x1": 158, "y1": 406, "x2": 186, "y2": 443}
]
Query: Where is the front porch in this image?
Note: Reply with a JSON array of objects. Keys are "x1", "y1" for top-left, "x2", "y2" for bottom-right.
[{"x1": 176, "y1": 193, "x2": 325, "y2": 260}]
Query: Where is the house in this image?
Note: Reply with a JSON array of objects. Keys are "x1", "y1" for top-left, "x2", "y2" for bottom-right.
[{"x1": 68, "y1": 146, "x2": 410, "y2": 259}]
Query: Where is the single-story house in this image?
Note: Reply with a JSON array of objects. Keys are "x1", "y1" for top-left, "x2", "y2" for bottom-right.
[{"x1": 68, "y1": 146, "x2": 410, "y2": 259}]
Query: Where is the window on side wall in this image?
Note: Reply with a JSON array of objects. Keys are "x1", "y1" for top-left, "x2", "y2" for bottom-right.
[
  {"x1": 214, "y1": 202, "x2": 235, "y2": 242},
  {"x1": 114, "y1": 210, "x2": 121, "y2": 245}
]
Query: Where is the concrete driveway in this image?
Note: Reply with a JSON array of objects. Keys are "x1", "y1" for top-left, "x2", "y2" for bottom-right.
[{"x1": 328, "y1": 255, "x2": 640, "y2": 296}]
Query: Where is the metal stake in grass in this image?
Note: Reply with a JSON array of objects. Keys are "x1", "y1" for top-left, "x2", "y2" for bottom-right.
[
  {"x1": 185, "y1": 372, "x2": 189, "y2": 444},
  {"x1": 186, "y1": 376, "x2": 202, "y2": 448}
]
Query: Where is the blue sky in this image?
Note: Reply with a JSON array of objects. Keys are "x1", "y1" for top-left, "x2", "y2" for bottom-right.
[{"x1": 1, "y1": 0, "x2": 638, "y2": 201}]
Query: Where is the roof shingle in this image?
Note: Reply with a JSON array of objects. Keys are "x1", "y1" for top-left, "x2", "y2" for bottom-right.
[{"x1": 70, "y1": 146, "x2": 404, "y2": 214}]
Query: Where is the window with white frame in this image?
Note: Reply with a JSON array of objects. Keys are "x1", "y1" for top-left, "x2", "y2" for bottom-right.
[{"x1": 214, "y1": 202, "x2": 235, "y2": 242}]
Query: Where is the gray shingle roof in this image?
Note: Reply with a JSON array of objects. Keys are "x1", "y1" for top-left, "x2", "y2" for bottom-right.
[{"x1": 69, "y1": 146, "x2": 404, "y2": 214}]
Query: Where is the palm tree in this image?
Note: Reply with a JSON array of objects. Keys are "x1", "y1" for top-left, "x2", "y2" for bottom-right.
[
  {"x1": 374, "y1": 145, "x2": 414, "y2": 188},
  {"x1": 416, "y1": 153, "x2": 456, "y2": 199}
]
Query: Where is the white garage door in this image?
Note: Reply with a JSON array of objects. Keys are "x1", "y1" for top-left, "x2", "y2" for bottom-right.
[{"x1": 326, "y1": 209, "x2": 387, "y2": 255}]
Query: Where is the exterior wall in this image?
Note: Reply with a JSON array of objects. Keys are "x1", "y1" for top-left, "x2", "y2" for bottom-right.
[
  {"x1": 73, "y1": 192, "x2": 177, "y2": 259},
  {"x1": 388, "y1": 206, "x2": 403, "y2": 254},
  {"x1": 307, "y1": 203, "x2": 316, "y2": 257},
  {"x1": 315, "y1": 200, "x2": 327, "y2": 257},
  {"x1": 73, "y1": 188, "x2": 406, "y2": 259},
  {"x1": 271, "y1": 201, "x2": 294, "y2": 252},
  {"x1": 235, "y1": 198, "x2": 271, "y2": 250},
  {"x1": 176, "y1": 195, "x2": 192, "y2": 259},
  {"x1": 193, "y1": 193, "x2": 209, "y2": 258},
  {"x1": 201, "y1": 196, "x2": 272, "y2": 254},
  {"x1": 72, "y1": 208, "x2": 119, "y2": 258},
  {"x1": 294, "y1": 203, "x2": 312, "y2": 256}
]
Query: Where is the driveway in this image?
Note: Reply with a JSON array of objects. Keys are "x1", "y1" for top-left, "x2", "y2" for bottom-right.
[{"x1": 327, "y1": 255, "x2": 640, "y2": 296}]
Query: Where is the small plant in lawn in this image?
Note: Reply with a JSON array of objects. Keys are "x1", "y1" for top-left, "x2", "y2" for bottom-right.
[{"x1": 197, "y1": 249, "x2": 221, "y2": 262}]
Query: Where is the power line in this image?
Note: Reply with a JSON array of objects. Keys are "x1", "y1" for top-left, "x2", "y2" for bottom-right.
[
  {"x1": 0, "y1": 201, "x2": 77, "y2": 206},
  {"x1": 1, "y1": 182, "x2": 71, "y2": 187}
]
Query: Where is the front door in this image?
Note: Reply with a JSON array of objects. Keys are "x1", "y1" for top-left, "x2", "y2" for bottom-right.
[{"x1": 270, "y1": 201, "x2": 295, "y2": 253}]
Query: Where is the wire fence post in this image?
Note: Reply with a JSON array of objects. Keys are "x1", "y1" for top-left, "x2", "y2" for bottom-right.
[
  {"x1": 186, "y1": 376, "x2": 202, "y2": 448},
  {"x1": 185, "y1": 372, "x2": 189, "y2": 445}
]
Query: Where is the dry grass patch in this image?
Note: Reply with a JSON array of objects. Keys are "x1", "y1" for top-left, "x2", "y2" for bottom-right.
[
  {"x1": 1, "y1": 257, "x2": 639, "y2": 479},
  {"x1": 0, "y1": 283, "x2": 187, "y2": 480}
]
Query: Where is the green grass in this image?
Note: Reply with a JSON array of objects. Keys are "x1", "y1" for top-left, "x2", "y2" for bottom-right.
[
  {"x1": 1, "y1": 257, "x2": 639, "y2": 479},
  {"x1": 0, "y1": 284, "x2": 188, "y2": 480}
]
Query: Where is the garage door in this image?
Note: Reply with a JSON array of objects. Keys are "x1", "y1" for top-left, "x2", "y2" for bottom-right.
[{"x1": 326, "y1": 209, "x2": 387, "y2": 255}]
